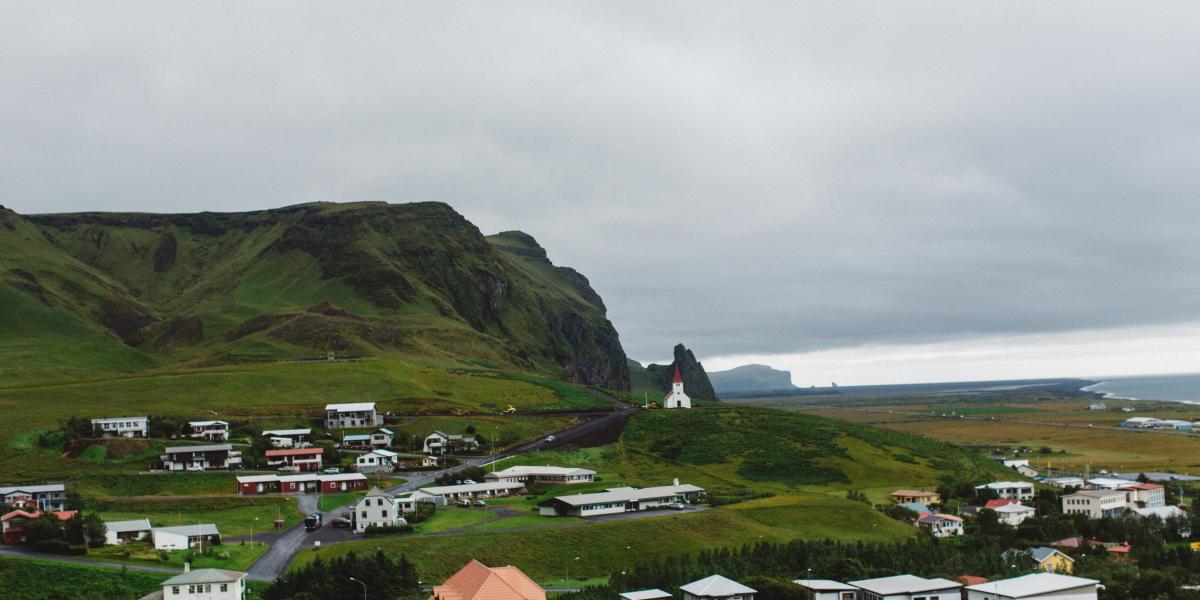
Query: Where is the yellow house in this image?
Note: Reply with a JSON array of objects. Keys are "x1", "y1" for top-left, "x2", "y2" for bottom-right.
[
  {"x1": 1025, "y1": 547, "x2": 1075, "y2": 574},
  {"x1": 889, "y1": 489, "x2": 941, "y2": 505}
]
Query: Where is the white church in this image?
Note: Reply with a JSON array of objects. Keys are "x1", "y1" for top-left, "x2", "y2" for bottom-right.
[{"x1": 662, "y1": 366, "x2": 692, "y2": 409}]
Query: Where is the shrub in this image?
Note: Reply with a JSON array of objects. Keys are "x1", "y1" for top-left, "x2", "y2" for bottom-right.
[
  {"x1": 31, "y1": 539, "x2": 86, "y2": 555},
  {"x1": 363, "y1": 524, "x2": 413, "y2": 535}
]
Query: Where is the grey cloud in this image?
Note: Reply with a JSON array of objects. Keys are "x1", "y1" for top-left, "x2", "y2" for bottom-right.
[{"x1": 3, "y1": 2, "x2": 1200, "y2": 361}]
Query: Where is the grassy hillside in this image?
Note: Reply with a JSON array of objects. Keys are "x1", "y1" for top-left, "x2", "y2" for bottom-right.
[
  {"x1": 303, "y1": 406, "x2": 1007, "y2": 581},
  {"x1": 0, "y1": 202, "x2": 628, "y2": 389},
  {"x1": 0, "y1": 557, "x2": 166, "y2": 600}
]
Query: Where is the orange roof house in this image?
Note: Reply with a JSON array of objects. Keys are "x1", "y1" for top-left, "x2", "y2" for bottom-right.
[{"x1": 430, "y1": 560, "x2": 545, "y2": 600}]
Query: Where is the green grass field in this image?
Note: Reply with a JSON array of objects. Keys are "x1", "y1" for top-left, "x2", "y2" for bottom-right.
[
  {"x1": 97, "y1": 496, "x2": 301, "y2": 537},
  {"x1": 0, "y1": 556, "x2": 166, "y2": 600},
  {"x1": 295, "y1": 494, "x2": 914, "y2": 581}
]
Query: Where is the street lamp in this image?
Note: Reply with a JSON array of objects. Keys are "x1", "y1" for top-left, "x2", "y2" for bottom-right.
[
  {"x1": 250, "y1": 517, "x2": 259, "y2": 548},
  {"x1": 349, "y1": 576, "x2": 367, "y2": 600},
  {"x1": 565, "y1": 556, "x2": 579, "y2": 583},
  {"x1": 623, "y1": 545, "x2": 631, "y2": 575}
]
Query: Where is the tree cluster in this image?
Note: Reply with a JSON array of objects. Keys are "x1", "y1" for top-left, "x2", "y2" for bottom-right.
[{"x1": 261, "y1": 550, "x2": 419, "y2": 600}]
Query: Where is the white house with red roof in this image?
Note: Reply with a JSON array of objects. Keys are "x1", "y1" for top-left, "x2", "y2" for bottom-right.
[{"x1": 663, "y1": 366, "x2": 692, "y2": 409}]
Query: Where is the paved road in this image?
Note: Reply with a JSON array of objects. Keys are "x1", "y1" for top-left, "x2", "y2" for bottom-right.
[{"x1": 246, "y1": 404, "x2": 635, "y2": 580}]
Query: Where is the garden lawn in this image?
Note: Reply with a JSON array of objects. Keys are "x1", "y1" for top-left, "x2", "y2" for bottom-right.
[
  {"x1": 98, "y1": 496, "x2": 300, "y2": 536},
  {"x1": 416, "y1": 508, "x2": 494, "y2": 533},
  {"x1": 85, "y1": 540, "x2": 268, "y2": 571}
]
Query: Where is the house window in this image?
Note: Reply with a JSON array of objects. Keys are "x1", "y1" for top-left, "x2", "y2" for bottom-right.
[
  {"x1": 172, "y1": 586, "x2": 180, "y2": 595},
  {"x1": 220, "y1": 584, "x2": 228, "y2": 592}
]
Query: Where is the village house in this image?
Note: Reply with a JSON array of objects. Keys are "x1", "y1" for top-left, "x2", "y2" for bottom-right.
[
  {"x1": 1085, "y1": 477, "x2": 1135, "y2": 490},
  {"x1": 1120, "y1": 482, "x2": 1165, "y2": 508},
  {"x1": 1061, "y1": 488, "x2": 1130, "y2": 518},
  {"x1": 152, "y1": 523, "x2": 221, "y2": 550},
  {"x1": 353, "y1": 488, "x2": 408, "y2": 532},
  {"x1": 889, "y1": 490, "x2": 941, "y2": 505},
  {"x1": 539, "y1": 481, "x2": 705, "y2": 517},
  {"x1": 261, "y1": 428, "x2": 312, "y2": 448},
  {"x1": 1004, "y1": 547, "x2": 1074, "y2": 574},
  {"x1": 484, "y1": 465, "x2": 597, "y2": 485},
  {"x1": 356, "y1": 449, "x2": 400, "y2": 473},
  {"x1": 1040, "y1": 476, "x2": 1085, "y2": 489},
  {"x1": 1, "y1": 509, "x2": 76, "y2": 544},
  {"x1": 662, "y1": 366, "x2": 693, "y2": 409},
  {"x1": 423, "y1": 431, "x2": 480, "y2": 455},
  {"x1": 1134, "y1": 505, "x2": 1188, "y2": 526},
  {"x1": 396, "y1": 489, "x2": 446, "y2": 511},
  {"x1": 90, "y1": 416, "x2": 148, "y2": 438},
  {"x1": 419, "y1": 481, "x2": 526, "y2": 502},
  {"x1": 371, "y1": 428, "x2": 394, "y2": 448},
  {"x1": 680, "y1": 575, "x2": 755, "y2": 600},
  {"x1": 1121, "y1": 417, "x2": 1161, "y2": 429},
  {"x1": 325, "y1": 402, "x2": 382, "y2": 429},
  {"x1": 429, "y1": 560, "x2": 545, "y2": 600},
  {"x1": 154, "y1": 564, "x2": 248, "y2": 600},
  {"x1": 847, "y1": 575, "x2": 962, "y2": 600},
  {"x1": 1088, "y1": 402, "x2": 1106, "y2": 410},
  {"x1": 0, "y1": 483, "x2": 67, "y2": 511},
  {"x1": 235, "y1": 472, "x2": 368, "y2": 495},
  {"x1": 620, "y1": 591, "x2": 672, "y2": 600},
  {"x1": 264, "y1": 448, "x2": 323, "y2": 472},
  {"x1": 917, "y1": 513, "x2": 964, "y2": 537},
  {"x1": 342, "y1": 433, "x2": 372, "y2": 449},
  {"x1": 793, "y1": 580, "x2": 858, "y2": 600},
  {"x1": 160, "y1": 444, "x2": 241, "y2": 471},
  {"x1": 187, "y1": 420, "x2": 229, "y2": 442},
  {"x1": 984, "y1": 499, "x2": 1037, "y2": 527},
  {"x1": 976, "y1": 481, "x2": 1035, "y2": 501},
  {"x1": 104, "y1": 518, "x2": 152, "y2": 545},
  {"x1": 964, "y1": 573, "x2": 1099, "y2": 600}
]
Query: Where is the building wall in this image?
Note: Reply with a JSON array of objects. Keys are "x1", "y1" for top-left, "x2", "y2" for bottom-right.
[
  {"x1": 965, "y1": 586, "x2": 1096, "y2": 600},
  {"x1": 1039, "y1": 554, "x2": 1074, "y2": 574},
  {"x1": 162, "y1": 579, "x2": 245, "y2": 600}
]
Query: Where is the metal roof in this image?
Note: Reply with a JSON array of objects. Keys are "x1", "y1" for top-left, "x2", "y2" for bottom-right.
[
  {"x1": 620, "y1": 589, "x2": 672, "y2": 600},
  {"x1": 155, "y1": 523, "x2": 219, "y2": 537},
  {"x1": 0, "y1": 484, "x2": 65, "y2": 495},
  {"x1": 107, "y1": 518, "x2": 152, "y2": 533},
  {"x1": 680, "y1": 574, "x2": 756, "y2": 597},
  {"x1": 486, "y1": 466, "x2": 596, "y2": 478},
  {"x1": 422, "y1": 481, "x2": 526, "y2": 495},
  {"x1": 793, "y1": 580, "x2": 857, "y2": 591},
  {"x1": 848, "y1": 575, "x2": 962, "y2": 595},
  {"x1": 262, "y1": 428, "x2": 311, "y2": 436},
  {"x1": 161, "y1": 568, "x2": 245, "y2": 586},
  {"x1": 325, "y1": 402, "x2": 376, "y2": 412},
  {"x1": 163, "y1": 444, "x2": 233, "y2": 453},
  {"x1": 551, "y1": 484, "x2": 703, "y2": 507},
  {"x1": 964, "y1": 573, "x2": 1099, "y2": 597}
]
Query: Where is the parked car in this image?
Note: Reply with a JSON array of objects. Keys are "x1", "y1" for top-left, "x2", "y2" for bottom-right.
[
  {"x1": 545, "y1": 435, "x2": 556, "y2": 443},
  {"x1": 462, "y1": 479, "x2": 477, "y2": 485},
  {"x1": 330, "y1": 517, "x2": 352, "y2": 528},
  {"x1": 322, "y1": 467, "x2": 341, "y2": 474},
  {"x1": 458, "y1": 499, "x2": 471, "y2": 507},
  {"x1": 474, "y1": 500, "x2": 487, "y2": 507},
  {"x1": 669, "y1": 502, "x2": 686, "y2": 510}
]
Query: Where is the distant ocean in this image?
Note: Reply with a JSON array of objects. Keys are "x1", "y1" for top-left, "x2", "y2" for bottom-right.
[{"x1": 1081, "y1": 373, "x2": 1200, "y2": 404}]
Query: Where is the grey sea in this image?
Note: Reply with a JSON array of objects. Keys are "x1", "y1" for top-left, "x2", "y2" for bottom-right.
[{"x1": 1082, "y1": 373, "x2": 1200, "y2": 404}]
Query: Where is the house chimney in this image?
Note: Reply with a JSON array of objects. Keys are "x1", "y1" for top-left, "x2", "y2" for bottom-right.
[
  {"x1": 673, "y1": 478, "x2": 679, "y2": 486},
  {"x1": 184, "y1": 562, "x2": 190, "y2": 573}
]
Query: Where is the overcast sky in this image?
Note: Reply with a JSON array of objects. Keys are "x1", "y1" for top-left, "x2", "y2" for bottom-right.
[{"x1": 4, "y1": 3, "x2": 1200, "y2": 384}]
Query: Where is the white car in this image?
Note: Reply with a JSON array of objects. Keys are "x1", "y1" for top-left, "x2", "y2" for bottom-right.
[{"x1": 545, "y1": 435, "x2": 556, "y2": 443}]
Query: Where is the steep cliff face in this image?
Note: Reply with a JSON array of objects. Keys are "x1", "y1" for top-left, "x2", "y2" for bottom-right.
[
  {"x1": 633, "y1": 343, "x2": 719, "y2": 400},
  {"x1": 2, "y1": 202, "x2": 630, "y2": 389},
  {"x1": 709, "y1": 364, "x2": 797, "y2": 395}
]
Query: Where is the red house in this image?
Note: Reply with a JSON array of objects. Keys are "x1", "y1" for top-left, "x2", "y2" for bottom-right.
[
  {"x1": 265, "y1": 448, "x2": 324, "y2": 472},
  {"x1": 236, "y1": 473, "x2": 367, "y2": 495}
]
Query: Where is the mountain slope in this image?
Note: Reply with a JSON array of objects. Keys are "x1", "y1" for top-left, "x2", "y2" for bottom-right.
[
  {"x1": 628, "y1": 343, "x2": 718, "y2": 400},
  {"x1": 0, "y1": 202, "x2": 629, "y2": 389}
]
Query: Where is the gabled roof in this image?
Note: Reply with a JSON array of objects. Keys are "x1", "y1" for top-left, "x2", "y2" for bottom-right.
[
  {"x1": 326, "y1": 402, "x2": 376, "y2": 412},
  {"x1": 154, "y1": 524, "x2": 219, "y2": 537},
  {"x1": 163, "y1": 444, "x2": 232, "y2": 454},
  {"x1": 161, "y1": 568, "x2": 246, "y2": 586},
  {"x1": 377, "y1": 428, "x2": 394, "y2": 435},
  {"x1": 551, "y1": 484, "x2": 704, "y2": 507},
  {"x1": 848, "y1": 575, "x2": 962, "y2": 595},
  {"x1": 485, "y1": 466, "x2": 596, "y2": 478},
  {"x1": 1030, "y1": 547, "x2": 1072, "y2": 563},
  {"x1": 107, "y1": 518, "x2": 152, "y2": 533},
  {"x1": 918, "y1": 513, "x2": 962, "y2": 524},
  {"x1": 262, "y1": 428, "x2": 311, "y2": 436},
  {"x1": 672, "y1": 366, "x2": 683, "y2": 384},
  {"x1": 964, "y1": 573, "x2": 1098, "y2": 597},
  {"x1": 0, "y1": 483, "x2": 65, "y2": 495},
  {"x1": 364, "y1": 449, "x2": 399, "y2": 458},
  {"x1": 620, "y1": 589, "x2": 673, "y2": 600},
  {"x1": 432, "y1": 560, "x2": 545, "y2": 600},
  {"x1": 265, "y1": 448, "x2": 323, "y2": 457},
  {"x1": 188, "y1": 420, "x2": 228, "y2": 427},
  {"x1": 343, "y1": 434, "x2": 372, "y2": 441},
  {"x1": 984, "y1": 498, "x2": 1019, "y2": 509},
  {"x1": 793, "y1": 579, "x2": 856, "y2": 591},
  {"x1": 423, "y1": 481, "x2": 526, "y2": 495},
  {"x1": 976, "y1": 481, "x2": 1033, "y2": 490},
  {"x1": 679, "y1": 574, "x2": 756, "y2": 597}
]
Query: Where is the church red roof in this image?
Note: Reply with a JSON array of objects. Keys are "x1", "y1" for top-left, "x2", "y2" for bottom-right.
[{"x1": 672, "y1": 366, "x2": 683, "y2": 384}]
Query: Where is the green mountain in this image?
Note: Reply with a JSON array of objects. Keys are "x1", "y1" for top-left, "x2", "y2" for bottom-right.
[
  {"x1": 0, "y1": 201, "x2": 629, "y2": 389},
  {"x1": 709, "y1": 364, "x2": 798, "y2": 395}
]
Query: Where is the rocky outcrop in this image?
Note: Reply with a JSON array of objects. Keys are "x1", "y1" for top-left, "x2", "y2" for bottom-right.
[
  {"x1": 644, "y1": 343, "x2": 718, "y2": 400},
  {"x1": 709, "y1": 364, "x2": 797, "y2": 395}
]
